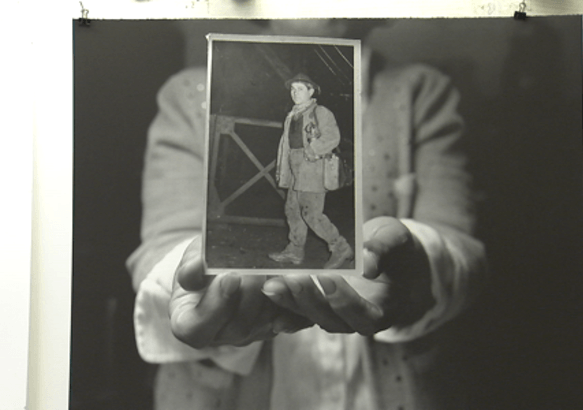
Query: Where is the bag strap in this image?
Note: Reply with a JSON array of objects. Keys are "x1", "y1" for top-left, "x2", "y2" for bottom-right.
[
  {"x1": 311, "y1": 105, "x2": 342, "y2": 156},
  {"x1": 311, "y1": 104, "x2": 320, "y2": 138}
]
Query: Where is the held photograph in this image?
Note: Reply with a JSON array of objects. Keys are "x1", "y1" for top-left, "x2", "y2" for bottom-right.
[{"x1": 203, "y1": 34, "x2": 363, "y2": 274}]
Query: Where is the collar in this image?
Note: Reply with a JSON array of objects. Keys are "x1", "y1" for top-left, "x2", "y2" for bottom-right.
[{"x1": 290, "y1": 98, "x2": 317, "y2": 118}]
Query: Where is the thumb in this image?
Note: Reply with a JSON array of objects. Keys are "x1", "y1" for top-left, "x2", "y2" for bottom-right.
[
  {"x1": 177, "y1": 257, "x2": 208, "y2": 291},
  {"x1": 362, "y1": 217, "x2": 412, "y2": 279},
  {"x1": 175, "y1": 237, "x2": 208, "y2": 291}
]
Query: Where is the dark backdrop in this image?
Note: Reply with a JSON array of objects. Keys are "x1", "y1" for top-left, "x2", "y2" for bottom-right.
[{"x1": 72, "y1": 18, "x2": 582, "y2": 410}]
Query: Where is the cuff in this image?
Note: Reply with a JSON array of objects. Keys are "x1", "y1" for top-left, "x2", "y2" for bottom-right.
[{"x1": 133, "y1": 236, "x2": 263, "y2": 375}]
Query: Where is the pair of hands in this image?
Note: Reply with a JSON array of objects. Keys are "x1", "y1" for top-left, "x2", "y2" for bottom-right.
[{"x1": 169, "y1": 217, "x2": 434, "y2": 350}]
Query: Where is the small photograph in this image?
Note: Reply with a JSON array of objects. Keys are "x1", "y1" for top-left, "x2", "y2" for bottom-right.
[{"x1": 204, "y1": 34, "x2": 362, "y2": 274}]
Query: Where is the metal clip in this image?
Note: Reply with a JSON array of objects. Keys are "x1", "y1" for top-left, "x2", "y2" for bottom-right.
[
  {"x1": 79, "y1": 2, "x2": 91, "y2": 26},
  {"x1": 514, "y1": 1, "x2": 527, "y2": 20}
]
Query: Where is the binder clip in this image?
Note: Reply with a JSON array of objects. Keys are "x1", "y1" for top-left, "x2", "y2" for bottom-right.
[
  {"x1": 79, "y1": 2, "x2": 91, "y2": 26},
  {"x1": 514, "y1": 1, "x2": 527, "y2": 20}
]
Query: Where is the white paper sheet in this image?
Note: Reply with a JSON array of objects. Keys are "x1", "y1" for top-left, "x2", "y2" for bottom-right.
[{"x1": 15, "y1": 2, "x2": 582, "y2": 410}]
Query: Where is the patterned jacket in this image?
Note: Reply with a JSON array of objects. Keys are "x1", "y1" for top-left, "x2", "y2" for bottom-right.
[{"x1": 127, "y1": 61, "x2": 487, "y2": 410}]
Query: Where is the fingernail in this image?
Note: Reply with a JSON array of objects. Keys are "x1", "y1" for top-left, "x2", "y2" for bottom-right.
[
  {"x1": 317, "y1": 276, "x2": 337, "y2": 295},
  {"x1": 261, "y1": 288, "x2": 282, "y2": 301},
  {"x1": 262, "y1": 280, "x2": 287, "y2": 300},
  {"x1": 220, "y1": 274, "x2": 240, "y2": 297},
  {"x1": 286, "y1": 278, "x2": 303, "y2": 296},
  {"x1": 362, "y1": 248, "x2": 380, "y2": 279}
]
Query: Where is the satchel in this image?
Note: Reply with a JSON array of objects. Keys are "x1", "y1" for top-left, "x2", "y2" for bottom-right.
[
  {"x1": 310, "y1": 106, "x2": 354, "y2": 191},
  {"x1": 323, "y1": 150, "x2": 353, "y2": 191}
]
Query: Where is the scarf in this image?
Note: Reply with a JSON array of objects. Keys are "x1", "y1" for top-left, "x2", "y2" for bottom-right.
[{"x1": 290, "y1": 98, "x2": 317, "y2": 119}]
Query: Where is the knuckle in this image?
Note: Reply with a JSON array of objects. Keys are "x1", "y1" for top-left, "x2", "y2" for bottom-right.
[{"x1": 331, "y1": 299, "x2": 353, "y2": 314}]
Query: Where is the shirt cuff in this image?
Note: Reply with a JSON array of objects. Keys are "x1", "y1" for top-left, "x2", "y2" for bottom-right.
[
  {"x1": 374, "y1": 219, "x2": 466, "y2": 343},
  {"x1": 133, "y1": 236, "x2": 263, "y2": 375}
]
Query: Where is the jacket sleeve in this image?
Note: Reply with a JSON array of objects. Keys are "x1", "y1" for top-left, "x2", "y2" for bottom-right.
[
  {"x1": 126, "y1": 68, "x2": 207, "y2": 290},
  {"x1": 307, "y1": 106, "x2": 341, "y2": 157},
  {"x1": 375, "y1": 66, "x2": 487, "y2": 342},
  {"x1": 126, "y1": 68, "x2": 262, "y2": 374}
]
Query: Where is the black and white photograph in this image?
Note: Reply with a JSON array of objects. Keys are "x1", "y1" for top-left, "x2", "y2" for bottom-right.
[
  {"x1": 204, "y1": 34, "x2": 362, "y2": 274},
  {"x1": 70, "y1": 17, "x2": 581, "y2": 410}
]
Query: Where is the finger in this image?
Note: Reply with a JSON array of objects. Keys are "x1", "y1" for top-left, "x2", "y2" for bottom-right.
[
  {"x1": 175, "y1": 238, "x2": 208, "y2": 291},
  {"x1": 272, "y1": 312, "x2": 314, "y2": 334},
  {"x1": 363, "y1": 227, "x2": 411, "y2": 257},
  {"x1": 363, "y1": 219, "x2": 413, "y2": 279},
  {"x1": 261, "y1": 278, "x2": 303, "y2": 316},
  {"x1": 236, "y1": 276, "x2": 278, "y2": 327},
  {"x1": 317, "y1": 275, "x2": 393, "y2": 335},
  {"x1": 363, "y1": 218, "x2": 405, "y2": 279},
  {"x1": 176, "y1": 257, "x2": 208, "y2": 291},
  {"x1": 212, "y1": 319, "x2": 275, "y2": 348},
  {"x1": 363, "y1": 216, "x2": 406, "y2": 241},
  {"x1": 170, "y1": 273, "x2": 241, "y2": 349},
  {"x1": 208, "y1": 275, "x2": 279, "y2": 346},
  {"x1": 363, "y1": 217, "x2": 411, "y2": 255},
  {"x1": 283, "y1": 275, "x2": 353, "y2": 333},
  {"x1": 363, "y1": 247, "x2": 381, "y2": 279},
  {"x1": 216, "y1": 310, "x2": 313, "y2": 346}
]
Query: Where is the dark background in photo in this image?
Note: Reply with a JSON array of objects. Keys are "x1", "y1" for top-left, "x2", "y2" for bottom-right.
[{"x1": 72, "y1": 18, "x2": 581, "y2": 410}]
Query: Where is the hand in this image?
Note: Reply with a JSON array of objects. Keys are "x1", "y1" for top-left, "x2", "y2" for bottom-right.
[
  {"x1": 169, "y1": 240, "x2": 313, "y2": 349},
  {"x1": 303, "y1": 145, "x2": 319, "y2": 162},
  {"x1": 261, "y1": 217, "x2": 435, "y2": 335}
]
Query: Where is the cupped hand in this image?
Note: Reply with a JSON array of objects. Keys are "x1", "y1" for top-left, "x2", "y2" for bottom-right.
[
  {"x1": 169, "y1": 240, "x2": 313, "y2": 349},
  {"x1": 261, "y1": 217, "x2": 435, "y2": 335},
  {"x1": 262, "y1": 273, "x2": 397, "y2": 335}
]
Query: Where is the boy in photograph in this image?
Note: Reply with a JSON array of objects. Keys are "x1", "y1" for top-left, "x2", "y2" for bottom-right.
[{"x1": 269, "y1": 73, "x2": 353, "y2": 269}]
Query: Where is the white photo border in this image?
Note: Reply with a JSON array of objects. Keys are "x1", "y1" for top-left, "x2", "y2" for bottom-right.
[{"x1": 203, "y1": 33, "x2": 363, "y2": 275}]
